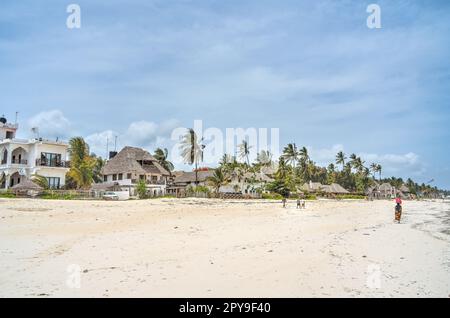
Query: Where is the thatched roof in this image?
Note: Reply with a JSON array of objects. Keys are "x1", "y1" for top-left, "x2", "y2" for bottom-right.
[
  {"x1": 300, "y1": 182, "x2": 323, "y2": 192},
  {"x1": 11, "y1": 179, "x2": 43, "y2": 191},
  {"x1": 322, "y1": 183, "x2": 349, "y2": 194},
  {"x1": 399, "y1": 184, "x2": 410, "y2": 193},
  {"x1": 101, "y1": 146, "x2": 169, "y2": 176},
  {"x1": 173, "y1": 170, "x2": 215, "y2": 184},
  {"x1": 378, "y1": 183, "x2": 393, "y2": 191}
]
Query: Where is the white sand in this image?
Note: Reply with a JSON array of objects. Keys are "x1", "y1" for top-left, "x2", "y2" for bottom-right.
[{"x1": 0, "y1": 198, "x2": 449, "y2": 298}]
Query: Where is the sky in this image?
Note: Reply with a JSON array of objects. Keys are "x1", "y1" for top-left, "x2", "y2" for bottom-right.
[{"x1": 0, "y1": 0, "x2": 449, "y2": 188}]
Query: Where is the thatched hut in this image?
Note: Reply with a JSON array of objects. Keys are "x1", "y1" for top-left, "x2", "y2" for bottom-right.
[{"x1": 11, "y1": 179, "x2": 44, "y2": 197}]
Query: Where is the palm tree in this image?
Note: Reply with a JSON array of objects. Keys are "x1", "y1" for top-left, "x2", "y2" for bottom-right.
[
  {"x1": 179, "y1": 128, "x2": 205, "y2": 185},
  {"x1": 376, "y1": 164, "x2": 382, "y2": 181},
  {"x1": 370, "y1": 163, "x2": 378, "y2": 179},
  {"x1": 283, "y1": 143, "x2": 299, "y2": 168},
  {"x1": 67, "y1": 137, "x2": 95, "y2": 189},
  {"x1": 238, "y1": 140, "x2": 252, "y2": 166},
  {"x1": 68, "y1": 137, "x2": 90, "y2": 166},
  {"x1": 31, "y1": 174, "x2": 49, "y2": 189},
  {"x1": 154, "y1": 148, "x2": 174, "y2": 175},
  {"x1": 335, "y1": 151, "x2": 346, "y2": 170},
  {"x1": 299, "y1": 146, "x2": 310, "y2": 163},
  {"x1": 207, "y1": 167, "x2": 229, "y2": 194}
]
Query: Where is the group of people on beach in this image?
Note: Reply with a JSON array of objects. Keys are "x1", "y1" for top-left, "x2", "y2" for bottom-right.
[
  {"x1": 281, "y1": 198, "x2": 306, "y2": 209},
  {"x1": 281, "y1": 195, "x2": 404, "y2": 224}
]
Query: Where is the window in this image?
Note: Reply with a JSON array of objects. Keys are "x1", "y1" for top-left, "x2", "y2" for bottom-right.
[
  {"x1": 112, "y1": 174, "x2": 117, "y2": 181},
  {"x1": 118, "y1": 173, "x2": 123, "y2": 180},
  {"x1": 41, "y1": 152, "x2": 62, "y2": 167},
  {"x1": 104, "y1": 175, "x2": 108, "y2": 182},
  {"x1": 127, "y1": 173, "x2": 132, "y2": 179},
  {"x1": 46, "y1": 177, "x2": 61, "y2": 189},
  {"x1": 151, "y1": 176, "x2": 158, "y2": 182},
  {"x1": 139, "y1": 175, "x2": 145, "y2": 180}
]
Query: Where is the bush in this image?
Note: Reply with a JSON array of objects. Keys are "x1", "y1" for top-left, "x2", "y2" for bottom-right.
[
  {"x1": 41, "y1": 192, "x2": 75, "y2": 200},
  {"x1": 303, "y1": 194, "x2": 317, "y2": 200},
  {"x1": 0, "y1": 191, "x2": 16, "y2": 198},
  {"x1": 336, "y1": 194, "x2": 366, "y2": 200},
  {"x1": 136, "y1": 179, "x2": 148, "y2": 199},
  {"x1": 261, "y1": 193, "x2": 284, "y2": 200}
]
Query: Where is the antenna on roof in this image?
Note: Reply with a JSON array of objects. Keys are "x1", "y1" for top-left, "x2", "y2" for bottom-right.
[
  {"x1": 106, "y1": 136, "x2": 109, "y2": 160},
  {"x1": 31, "y1": 127, "x2": 39, "y2": 139},
  {"x1": 15, "y1": 111, "x2": 18, "y2": 124},
  {"x1": 114, "y1": 135, "x2": 118, "y2": 151}
]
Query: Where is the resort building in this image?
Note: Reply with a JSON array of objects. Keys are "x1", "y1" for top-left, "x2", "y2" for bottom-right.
[
  {"x1": 0, "y1": 115, "x2": 70, "y2": 190},
  {"x1": 100, "y1": 146, "x2": 170, "y2": 197}
]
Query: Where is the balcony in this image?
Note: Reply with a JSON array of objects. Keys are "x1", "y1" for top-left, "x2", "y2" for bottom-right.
[
  {"x1": 36, "y1": 159, "x2": 70, "y2": 168},
  {"x1": 131, "y1": 179, "x2": 166, "y2": 185},
  {"x1": 11, "y1": 159, "x2": 28, "y2": 165}
]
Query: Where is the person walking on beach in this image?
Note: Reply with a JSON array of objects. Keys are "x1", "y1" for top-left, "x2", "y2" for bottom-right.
[
  {"x1": 282, "y1": 198, "x2": 287, "y2": 208},
  {"x1": 394, "y1": 195, "x2": 402, "y2": 223}
]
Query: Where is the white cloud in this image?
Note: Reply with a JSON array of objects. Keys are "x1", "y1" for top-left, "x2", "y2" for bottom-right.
[
  {"x1": 85, "y1": 119, "x2": 181, "y2": 158},
  {"x1": 27, "y1": 110, "x2": 72, "y2": 139},
  {"x1": 309, "y1": 144, "x2": 425, "y2": 178}
]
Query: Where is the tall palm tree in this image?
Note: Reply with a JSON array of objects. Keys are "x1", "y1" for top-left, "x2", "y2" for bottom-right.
[
  {"x1": 68, "y1": 137, "x2": 90, "y2": 166},
  {"x1": 238, "y1": 140, "x2": 252, "y2": 166},
  {"x1": 370, "y1": 163, "x2": 378, "y2": 179},
  {"x1": 206, "y1": 167, "x2": 229, "y2": 194},
  {"x1": 283, "y1": 143, "x2": 299, "y2": 168},
  {"x1": 335, "y1": 151, "x2": 346, "y2": 170},
  {"x1": 299, "y1": 146, "x2": 310, "y2": 163},
  {"x1": 376, "y1": 164, "x2": 382, "y2": 181},
  {"x1": 67, "y1": 137, "x2": 95, "y2": 189},
  {"x1": 154, "y1": 148, "x2": 174, "y2": 175},
  {"x1": 179, "y1": 128, "x2": 205, "y2": 185}
]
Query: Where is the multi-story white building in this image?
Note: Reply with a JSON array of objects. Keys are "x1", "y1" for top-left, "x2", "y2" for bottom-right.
[
  {"x1": 0, "y1": 115, "x2": 70, "y2": 190},
  {"x1": 101, "y1": 146, "x2": 170, "y2": 196}
]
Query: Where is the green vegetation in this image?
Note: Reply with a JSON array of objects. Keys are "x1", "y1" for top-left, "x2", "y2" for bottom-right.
[
  {"x1": 261, "y1": 193, "x2": 283, "y2": 200},
  {"x1": 40, "y1": 192, "x2": 76, "y2": 200},
  {"x1": 0, "y1": 191, "x2": 16, "y2": 198},
  {"x1": 136, "y1": 179, "x2": 147, "y2": 199},
  {"x1": 336, "y1": 194, "x2": 366, "y2": 200},
  {"x1": 66, "y1": 137, "x2": 105, "y2": 189}
]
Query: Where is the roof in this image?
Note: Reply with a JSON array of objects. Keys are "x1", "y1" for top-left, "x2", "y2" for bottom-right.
[
  {"x1": 101, "y1": 146, "x2": 170, "y2": 176},
  {"x1": 378, "y1": 183, "x2": 393, "y2": 191},
  {"x1": 300, "y1": 182, "x2": 323, "y2": 192},
  {"x1": 324, "y1": 183, "x2": 349, "y2": 194},
  {"x1": 11, "y1": 179, "x2": 43, "y2": 191},
  {"x1": 173, "y1": 170, "x2": 214, "y2": 183},
  {"x1": 399, "y1": 184, "x2": 410, "y2": 192}
]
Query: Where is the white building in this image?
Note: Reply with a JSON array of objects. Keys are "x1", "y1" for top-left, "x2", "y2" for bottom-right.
[{"x1": 0, "y1": 115, "x2": 70, "y2": 190}]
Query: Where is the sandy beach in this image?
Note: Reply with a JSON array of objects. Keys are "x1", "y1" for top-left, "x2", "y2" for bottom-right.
[{"x1": 0, "y1": 198, "x2": 449, "y2": 298}]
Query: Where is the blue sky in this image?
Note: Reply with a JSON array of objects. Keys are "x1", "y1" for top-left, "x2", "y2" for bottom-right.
[{"x1": 1, "y1": 0, "x2": 449, "y2": 188}]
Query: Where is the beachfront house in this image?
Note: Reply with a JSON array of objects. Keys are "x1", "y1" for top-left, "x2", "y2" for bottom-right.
[
  {"x1": 100, "y1": 146, "x2": 170, "y2": 197},
  {"x1": 0, "y1": 115, "x2": 70, "y2": 190}
]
